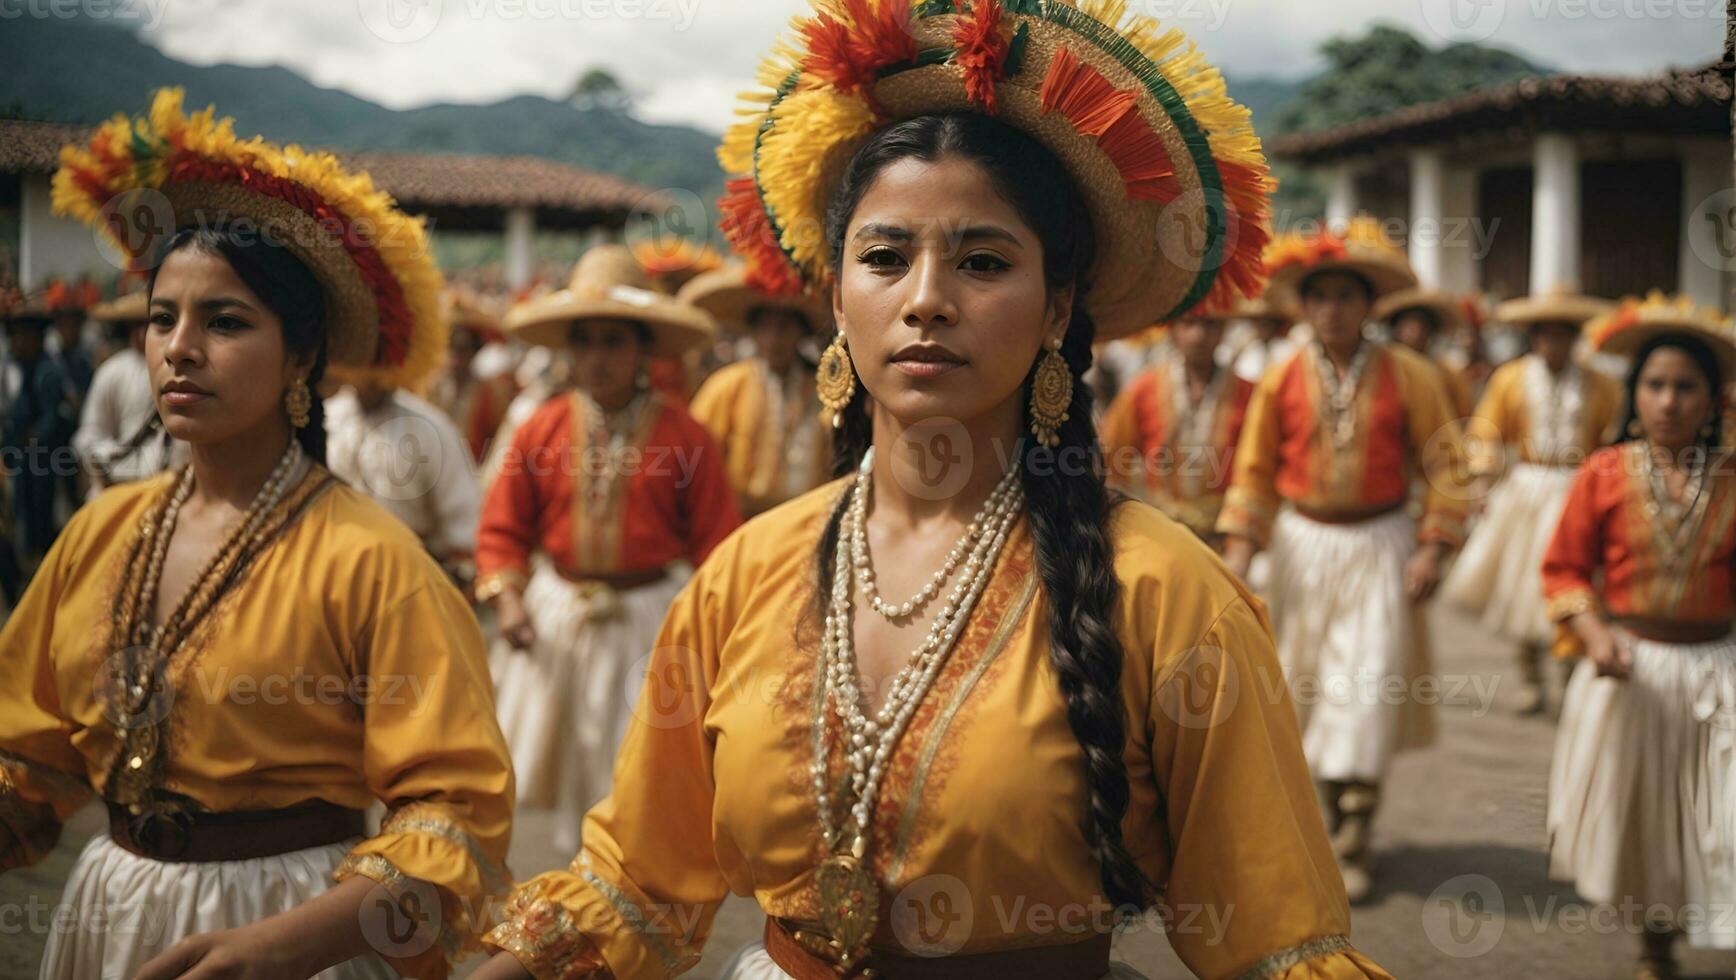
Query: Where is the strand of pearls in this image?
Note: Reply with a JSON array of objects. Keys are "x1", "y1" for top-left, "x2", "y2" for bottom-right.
[
  {"x1": 813, "y1": 448, "x2": 1024, "y2": 852},
  {"x1": 849, "y1": 448, "x2": 1021, "y2": 621}
]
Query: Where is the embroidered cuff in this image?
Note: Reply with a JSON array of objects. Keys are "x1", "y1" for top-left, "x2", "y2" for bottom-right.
[
  {"x1": 484, "y1": 883, "x2": 611, "y2": 980},
  {"x1": 474, "y1": 567, "x2": 529, "y2": 603},
  {"x1": 1546, "y1": 588, "x2": 1600, "y2": 623}
]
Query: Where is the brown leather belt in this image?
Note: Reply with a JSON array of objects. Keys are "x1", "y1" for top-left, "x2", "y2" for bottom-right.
[
  {"x1": 107, "y1": 801, "x2": 365, "y2": 863},
  {"x1": 764, "y1": 917, "x2": 1113, "y2": 980},
  {"x1": 551, "y1": 565, "x2": 668, "y2": 591},
  {"x1": 1292, "y1": 501, "x2": 1405, "y2": 526},
  {"x1": 1612, "y1": 617, "x2": 1734, "y2": 645}
]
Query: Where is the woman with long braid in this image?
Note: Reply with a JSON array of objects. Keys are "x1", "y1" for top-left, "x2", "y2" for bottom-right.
[{"x1": 471, "y1": 4, "x2": 1382, "y2": 978}]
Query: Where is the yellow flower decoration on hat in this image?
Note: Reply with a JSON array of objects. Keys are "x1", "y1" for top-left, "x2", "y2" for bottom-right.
[
  {"x1": 52, "y1": 88, "x2": 447, "y2": 390},
  {"x1": 717, "y1": 0, "x2": 1273, "y2": 341}
]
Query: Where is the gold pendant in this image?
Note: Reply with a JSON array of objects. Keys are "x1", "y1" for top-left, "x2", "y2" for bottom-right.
[{"x1": 816, "y1": 852, "x2": 880, "y2": 973}]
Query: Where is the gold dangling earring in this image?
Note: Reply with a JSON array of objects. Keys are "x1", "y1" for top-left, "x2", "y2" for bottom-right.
[
  {"x1": 817, "y1": 332, "x2": 856, "y2": 429},
  {"x1": 1028, "y1": 336, "x2": 1073, "y2": 448},
  {"x1": 285, "y1": 377, "x2": 312, "y2": 429}
]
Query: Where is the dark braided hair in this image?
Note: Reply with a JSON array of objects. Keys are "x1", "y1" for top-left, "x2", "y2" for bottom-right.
[
  {"x1": 814, "y1": 112, "x2": 1150, "y2": 911},
  {"x1": 148, "y1": 223, "x2": 330, "y2": 465}
]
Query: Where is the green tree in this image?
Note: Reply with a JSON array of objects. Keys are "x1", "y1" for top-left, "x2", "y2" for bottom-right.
[
  {"x1": 1275, "y1": 25, "x2": 1544, "y2": 136},
  {"x1": 567, "y1": 68, "x2": 632, "y2": 113}
]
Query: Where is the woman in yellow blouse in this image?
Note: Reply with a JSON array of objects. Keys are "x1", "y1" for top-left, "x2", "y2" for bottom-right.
[
  {"x1": 471, "y1": 3, "x2": 1387, "y2": 978},
  {"x1": 684, "y1": 265, "x2": 834, "y2": 517},
  {"x1": 1, "y1": 90, "x2": 513, "y2": 980},
  {"x1": 1440, "y1": 286, "x2": 1621, "y2": 715}
]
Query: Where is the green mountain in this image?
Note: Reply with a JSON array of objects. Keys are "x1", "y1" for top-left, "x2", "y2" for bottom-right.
[
  {"x1": 0, "y1": 16, "x2": 723, "y2": 200},
  {"x1": 1, "y1": 17, "x2": 1549, "y2": 230}
]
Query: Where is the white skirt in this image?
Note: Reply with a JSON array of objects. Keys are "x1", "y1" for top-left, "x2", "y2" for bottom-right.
[
  {"x1": 490, "y1": 559, "x2": 689, "y2": 854},
  {"x1": 1264, "y1": 508, "x2": 1430, "y2": 783},
  {"x1": 1441, "y1": 463, "x2": 1577, "y2": 646},
  {"x1": 718, "y1": 943, "x2": 1149, "y2": 978},
  {"x1": 39, "y1": 833, "x2": 395, "y2": 980},
  {"x1": 1548, "y1": 640, "x2": 1736, "y2": 949}
]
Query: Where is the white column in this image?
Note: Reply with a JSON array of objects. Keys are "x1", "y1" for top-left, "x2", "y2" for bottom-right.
[
  {"x1": 503, "y1": 206, "x2": 536, "y2": 290},
  {"x1": 1679, "y1": 144, "x2": 1731, "y2": 309},
  {"x1": 1408, "y1": 149, "x2": 1446, "y2": 289},
  {"x1": 1530, "y1": 134, "x2": 1582, "y2": 293},
  {"x1": 1325, "y1": 164, "x2": 1359, "y2": 232},
  {"x1": 1439, "y1": 163, "x2": 1480, "y2": 294}
]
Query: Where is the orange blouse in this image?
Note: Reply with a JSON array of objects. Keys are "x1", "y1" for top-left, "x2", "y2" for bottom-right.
[
  {"x1": 1218, "y1": 342, "x2": 1469, "y2": 549},
  {"x1": 1099, "y1": 359, "x2": 1254, "y2": 537},
  {"x1": 476, "y1": 391, "x2": 740, "y2": 596},
  {"x1": 1542, "y1": 442, "x2": 1736, "y2": 627}
]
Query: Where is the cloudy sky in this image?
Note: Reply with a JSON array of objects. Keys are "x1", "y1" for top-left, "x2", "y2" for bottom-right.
[{"x1": 132, "y1": 0, "x2": 1724, "y2": 133}]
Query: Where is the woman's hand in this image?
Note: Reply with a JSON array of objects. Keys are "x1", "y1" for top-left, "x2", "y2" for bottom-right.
[
  {"x1": 132, "y1": 876, "x2": 379, "y2": 980},
  {"x1": 1405, "y1": 542, "x2": 1447, "y2": 601},
  {"x1": 1572, "y1": 612, "x2": 1632, "y2": 680},
  {"x1": 1221, "y1": 536, "x2": 1256, "y2": 582},
  {"x1": 468, "y1": 951, "x2": 536, "y2": 980},
  {"x1": 131, "y1": 924, "x2": 305, "y2": 980},
  {"x1": 493, "y1": 588, "x2": 536, "y2": 651}
]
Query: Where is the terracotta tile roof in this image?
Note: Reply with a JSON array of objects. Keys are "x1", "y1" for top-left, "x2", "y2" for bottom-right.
[
  {"x1": 1269, "y1": 63, "x2": 1732, "y2": 164},
  {"x1": 0, "y1": 118, "x2": 661, "y2": 216}
]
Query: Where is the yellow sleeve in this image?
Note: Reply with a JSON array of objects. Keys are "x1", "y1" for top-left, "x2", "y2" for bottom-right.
[
  {"x1": 332, "y1": 578, "x2": 515, "y2": 979},
  {"x1": 1098, "y1": 373, "x2": 1148, "y2": 493},
  {"x1": 687, "y1": 364, "x2": 737, "y2": 449},
  {"x1": 483, "y1": 545, "x2": 737, "y2": 980},
  {"x1": 1216, "y1": 365, "x2": 1283, "y2": 548},
  {"x1": 1395, "y1": 351, "x2": 1471, "y2": 549},
  {"x1": 1149, "y1": 595, "x2": 1392, "y2": 979},
  {"x1": 0, "y1": 509, "x2": 96, "y2": 871},
  {"x1": 1584, "y1": 370, "x2": 1625, "y2": 450},
  {"x1": 1464, "y1": 366, "x2": 1518, "y2": 479}
]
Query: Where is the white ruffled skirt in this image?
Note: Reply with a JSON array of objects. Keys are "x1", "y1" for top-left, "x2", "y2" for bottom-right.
[
  {"x1": 1264, "y1": 508, "x2": 1431, "y2": 783},
  {"x1": 38, "y1": 833, "x2": 394, "y2": 980},
  {"x1": 489, "y1": 559, "x2": 689, "y2": 854},
  {"x1": 1441, "y1": 462, "x2": 1577, "y2": 646},
  {"x1": 1548, "y1": 638, "x2": 1736, "y2": 949}
]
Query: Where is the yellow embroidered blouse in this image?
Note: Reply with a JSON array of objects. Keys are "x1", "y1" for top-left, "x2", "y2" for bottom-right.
[
  {"x1": 1462, "y1": 355, "x2": 1624, "y2": 478},
  {"x1": 483, "y1": 481, "x2": 1389, "y2": 980},
  {"x1": 0, "y1": 469, "x2": 514, "y2": 978},
  {"x1": 689, "y1": 359, "x2": 832, "y2": 517}
]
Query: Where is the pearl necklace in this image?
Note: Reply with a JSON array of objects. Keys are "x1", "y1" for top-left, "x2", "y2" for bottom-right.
[
  {"x1": 808, "y1": 449, "x2": 1023, "y2": 970},
  {"x1": 1312, "y1": 340, "x2": 1370, "y2": 450},
  {"x1": 848, "y1": 447, "x2": 1021, "y2": 621}
]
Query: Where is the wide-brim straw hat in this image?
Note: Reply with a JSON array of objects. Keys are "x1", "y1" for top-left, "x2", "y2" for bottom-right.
[
  {"x1": 1589, "y1": 292, "x2": 1736, "y2": 374},
  {"x1": 1265, "y1": 216, "x2": 1417, "y2": 302},
  {"x1": 1495, "y1": 285, "x2": 1613, "y2": 329},
  {"x1": 1374, "y1": 288, "x2": 1467, "y2": 333},
  {"x1": 677, "y1": 264, "x2": 829, "y2": 333},
  {"x1": 716, "y1": 0, "x2": 1273, "y2": 342},
  {"x1": 505, "y1": 245, "x2": 717, "y2": 355},
  {"x1": 1231, "y1": 290, "x2": 1298, "y2": 324},
  {"x1": 53, "y1": 88, "x2": 447, "y2": 390},
  {"x1": 90, "y1": 292, "x2": 150, "y2": 325}
]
